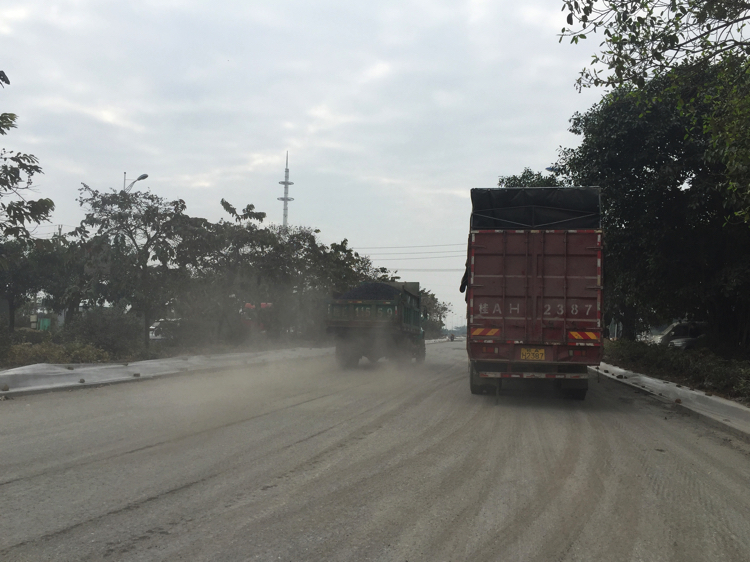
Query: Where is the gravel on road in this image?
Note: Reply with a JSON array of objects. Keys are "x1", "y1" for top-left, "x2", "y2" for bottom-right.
[{"x1": 2, "y1": 343, "x2": 749, "y2": 561}]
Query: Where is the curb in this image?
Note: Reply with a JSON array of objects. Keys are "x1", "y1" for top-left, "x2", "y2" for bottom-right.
[
  {"x1": 0, "y1": 350, "x2": 335, "y2": 400},
  {"x1": 589, "y1": 364, "x2": 750, "y2": 444},
  {"x1": 0, "y1": 363, "x2": 241, "y2": 399}
]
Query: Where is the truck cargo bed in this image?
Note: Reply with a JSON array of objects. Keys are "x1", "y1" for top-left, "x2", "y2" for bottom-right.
[
  {"x1": 467, "y1": 228, "x2": 602, "y2": 375},
  {"x1": 464, "y1": 187, "x2": 602, "y2": 398}
]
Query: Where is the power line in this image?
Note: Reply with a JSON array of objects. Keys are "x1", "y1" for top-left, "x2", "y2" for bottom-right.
[
  {"x1": 373, "y1": 255, "x2": 465, "y2": 261},
  {"x1": 366, "y1": 249, "x2": 467, "y2": 256},
  {"x1": 356, "y1": 243, "x2": 465, "y2": 249},
  {"x1": 390, "y1": 268, "x2": 464, "y2": 271}
]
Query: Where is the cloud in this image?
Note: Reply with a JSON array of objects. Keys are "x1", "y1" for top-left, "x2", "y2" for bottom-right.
[
  {"x1": 3, "y1": 0, "x2": 605, "y2": 316},
  {"x1": 358, "y1": 61, "x2": 393, "y2": 84},
  {"x1": 0, "y1": 6, "x2": 30, "y2": 35}
]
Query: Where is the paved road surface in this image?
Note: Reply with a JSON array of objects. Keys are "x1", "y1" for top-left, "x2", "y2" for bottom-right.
[{"x1": 2, "y1": 342, "x2": 749, "y2": 561}]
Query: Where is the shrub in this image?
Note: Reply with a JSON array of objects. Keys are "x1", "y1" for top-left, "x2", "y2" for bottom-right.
[
  {"x1": 605, "y1": 340, "x2": 750, "y2": 404},
  {"x1": 0, "y1": 327, "x2": 10, "y2": 361},
  {"x1": 3, "y1": 341, "x2": 109, "y2": 367},
  {"x1": 11, "y1": 327, "x2": 51, "y2": 345},
  {"x1": 60, "y1": 307, "x2": 142, "y2": 357},
  {"x1": 170, "y1": 317, "x2": 211, "y2": 347}
]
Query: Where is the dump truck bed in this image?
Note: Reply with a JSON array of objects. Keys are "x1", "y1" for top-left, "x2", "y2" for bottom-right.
[{"x1": 327, "y1": 282, "x2": 425, "y2": 367}]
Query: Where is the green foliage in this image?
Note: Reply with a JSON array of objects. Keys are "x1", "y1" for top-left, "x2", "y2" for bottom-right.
[
  {"x1": 698, "y1": 56, "x2": 750, "y2": 221},
  {"x1": 558, "y1": 68, "x2": 750, "y2": 345},
  {"x1": 219, "y1": 198, "x2": 266, "y2": 223},
  {"x1": 605, "y1": 339, "x2": 750, "y2": 404},
  {"x1": 2, "y1": 341, "x2": 109, "y2": 368},
  {"x1": 10, "y1": 326, "x2": 50, "y2": 344},
  {"x1": 497, "y1": 167, "x2": 564, "y2": 188},
  {"x1": 146, "y1": 199, "x2": 399, "y2": 345},
  {"x1": 0, "y1": 113, "x2": 54, "y2": 238},
  {"x1": 561, "y1": 0, "x2": 750, "y2": 89},
  {"x1": 0, "y1": 238, "x2": 42, "y2": 331},
  {"x1": 76, "y1": 185, "x2": 189, "y2": 346},
  {"x1": 561, "y1": 3, "x2": 750, "y2": 222},
  {"x1": 245, "y1": 226, "x2": 396, "y2": 340},
  {"x1": 34, "y1": 235, "x2": 90, "y2": 318},
  {"x1": 170, "y1": 202, "x2": 269, "y2": 344},
  {"x1": 0, "y1": 326, "x2": 10, "y2": 361},
  {"x1": 420, "y1": 289, "x2": 451, "y2": 339},
  {"x1": 4, "y1": 183, "x2": 444, "y2": 363},
  {"x1": 59, "y1": 307, "x2": 142, "y2": 358}
]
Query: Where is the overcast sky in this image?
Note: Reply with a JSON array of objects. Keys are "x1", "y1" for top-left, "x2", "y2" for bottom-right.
[{"x1": 3, "y1": 0, "x2": 603, "y2": 322}]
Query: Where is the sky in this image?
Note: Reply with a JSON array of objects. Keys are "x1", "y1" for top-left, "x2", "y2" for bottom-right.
[{"x1": 2, "y1": 0, "x2": 603, "y2": 325}]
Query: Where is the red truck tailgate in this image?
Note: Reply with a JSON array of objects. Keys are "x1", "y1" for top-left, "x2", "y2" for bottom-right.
[{"x1": 467, "y1": 229, "x2": 602, "y2": 369}]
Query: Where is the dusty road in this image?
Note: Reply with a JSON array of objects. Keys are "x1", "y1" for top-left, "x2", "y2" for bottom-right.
[{"x1": 2, "y1": 341, "x2": 749, "y2": 561}]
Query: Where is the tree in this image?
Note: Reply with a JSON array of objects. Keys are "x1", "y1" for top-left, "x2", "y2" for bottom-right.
[
  {"x1": 561, "y1": 0, "x2": 750, "y2": 89},
  {"x1": 171, "y1": 199, "x2": 394, "y2": 343},
  {"x1": 0, "y1": 239, "x2": 41, "y2": 330},
  {"x1": 250, "y1": 226, "x2": 394, "y2": 338},
  {"x1": 1, "y1": 123, "x2": 55, "y2": 238},
  {"x1": 35, "y1": 234, "x2": 90, "y2": 320},
  {"x1": 557, "y1": 70, "x2": 750, "y2": 346},
  {"x1": 76, "y1": 185, "x2": 187, "y2": 347},
  {"x1": 498, "y1": 167, "x2": 563, "y2": 187},
  {"x1": 420, "y1": 289, "x2": 451, "y2": 339},
  {"x1": 1, "y1": 80, "x2": 54, "y2": 237},
  {"x1": 699, "y1": 55, "x2": 750, "y2": 221},
  {"x1": 172, "y1": 200, "x2": 269, "y2": 343},
  {"x1": 561, "y1": 3, "x2": 750, "y2": 221}
]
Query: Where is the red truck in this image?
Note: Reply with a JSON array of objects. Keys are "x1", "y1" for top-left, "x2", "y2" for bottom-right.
[{"x1": 462, "y1": 187, "x2": 602, "y2": 400}]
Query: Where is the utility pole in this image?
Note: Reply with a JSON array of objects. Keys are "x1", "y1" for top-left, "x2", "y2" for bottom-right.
[{"x1": 277, "y1": 152, "x2": 294, "y2": 229}]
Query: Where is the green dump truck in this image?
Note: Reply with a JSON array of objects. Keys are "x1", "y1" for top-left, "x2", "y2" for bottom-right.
[{"x1": 326, "y1": 282, "x2": 426, "y2": 368}]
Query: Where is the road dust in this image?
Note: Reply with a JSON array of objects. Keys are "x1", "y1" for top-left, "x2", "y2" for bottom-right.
[{"x1": 3, "y1": 344, "x2": 750, "y2": 562}]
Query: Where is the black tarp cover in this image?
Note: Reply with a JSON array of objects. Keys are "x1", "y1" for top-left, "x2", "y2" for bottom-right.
[{"x1": 470, "y1": 186, "x2": 600, "y2": 230}]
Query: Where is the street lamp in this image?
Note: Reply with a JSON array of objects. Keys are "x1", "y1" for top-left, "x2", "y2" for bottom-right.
[{"x1": 123, "y1": 172, "x2": 149, "y2": 193}]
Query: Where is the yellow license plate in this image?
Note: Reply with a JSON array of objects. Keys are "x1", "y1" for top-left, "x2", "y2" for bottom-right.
[{"x1": 521, "y1": 348, "x2": 545, "y2": 361}]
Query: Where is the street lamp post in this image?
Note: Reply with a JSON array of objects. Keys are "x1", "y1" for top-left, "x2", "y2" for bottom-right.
[{"x1": 123, "y1": 172, "x2": 149, "y2": 193}]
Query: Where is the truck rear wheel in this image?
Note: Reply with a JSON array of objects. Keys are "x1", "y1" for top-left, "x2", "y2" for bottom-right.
[
  {"x1": 337, "y1": 354, "x2": 359, "y2": 369},
  {"x1": 470, "y1": 379, "x2": 484, "y2": 395},
  {"x1": 469, "y1": 362, "x2": 491, "y2": 395},
  {"x1": 415, "y1": 341, "x2": 426, "y2": 363},
  {"x1": 335, "y1": 343, "x2": 359, "y2": 369}
]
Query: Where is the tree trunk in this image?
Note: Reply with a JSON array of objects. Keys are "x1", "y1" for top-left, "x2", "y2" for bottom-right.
[
  {"x1": 620, "y1": 306, "x2": 638, "y2": 341},
  {"x1": 65, "y1": 302, "x2": 79, "y2": 322},
  {"x1": 143, "y1": 311, "x2": 150, "y2": 349},
  {"x1": 216, "y1": 312, "x2": 225, "y2": 343},
  {"x1": 8, "y1": 296, "x2": 16, "y2": 332}
]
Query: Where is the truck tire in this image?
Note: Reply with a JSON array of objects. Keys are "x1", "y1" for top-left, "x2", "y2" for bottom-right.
[
  {"x1": 337, "y1": 354, "x2": 359, "y2": 369},
  {"x1": 335, "y1": 343, "x2": 359, "y2": 369},
  {"x1": 391, "y1": 342, "x2": 410, "y2": 365},
  {"x1": 415, "y1": 341, "x2": 426, "y2": 363},
  {"x1": 469, "y1": 362, "x2": 488, "y2": 395},
  {"x1": 470, "y1": 379, "x2": 484, "y2": 395}
]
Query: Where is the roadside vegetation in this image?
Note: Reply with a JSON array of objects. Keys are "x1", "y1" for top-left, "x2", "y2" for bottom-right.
[
  {"x1": 554, "y1": 0, "x2": 750, "y2": 345},
  {"x1": 1, "y1": 74, "x2": 450, "y2": 368},
  {"x1": 0, "y1": 194, "x2": 452, "y2": 367},
  {"x1": 604, "y1": 340, "x2": 750, "y2": 405},
  {"x1": 493, "y1": 1, "x2": 750, "y2": 402}
]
